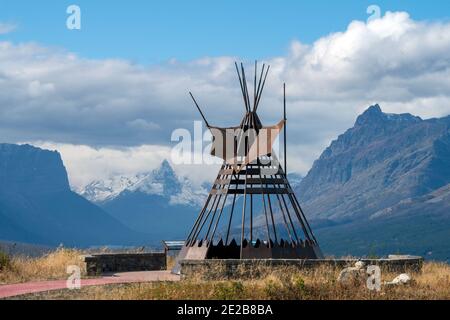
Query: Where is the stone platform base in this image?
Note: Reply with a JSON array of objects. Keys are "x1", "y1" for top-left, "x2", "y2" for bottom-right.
[
  {"x1": 83, "y1": 252, "x2": 167, "y2": 276},
  {"x1": 180, "y1": 255, "x2": 423, "y2": 280}
]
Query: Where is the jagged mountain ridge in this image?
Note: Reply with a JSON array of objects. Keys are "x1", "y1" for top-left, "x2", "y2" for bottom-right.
[
  {"x1": 81, "y1": 160, "x2": 207, "y2": 208},
  {"x1": 83, "y1": 161, "x2": 303, "y2": 239},
  {"x1": 299, "y1": 104, "x2": 450, "y2": 221},
  {"x1": 84, "y1": 161, "x2": 208, "y2": 238},
  {"x1": 295, "y1": 105, "x2": 450, "y2": 261}
]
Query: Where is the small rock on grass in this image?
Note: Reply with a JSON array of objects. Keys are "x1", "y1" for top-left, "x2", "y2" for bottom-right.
[
  {"x1": 338, "y1": 261, "x2": 366, "y2": 284},
  {"x1": 385, "y1": 273, "x2": 411, "y2": 286}
]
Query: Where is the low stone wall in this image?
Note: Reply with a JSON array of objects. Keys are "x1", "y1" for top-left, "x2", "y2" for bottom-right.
[
  {"x1": 84, "y1": 252, "x2": 167, "y2": 276},
  {"x1": 180, "y1": 255, "x2": 423, "y2": 280}
]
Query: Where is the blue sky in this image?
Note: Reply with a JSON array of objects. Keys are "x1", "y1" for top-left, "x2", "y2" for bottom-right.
[
  {"x1": 1, "y1": 0, "x2": 450, "y2": 63},
  {"x1": 1, "y1": 1, "x2": 450, "y2": 185}
]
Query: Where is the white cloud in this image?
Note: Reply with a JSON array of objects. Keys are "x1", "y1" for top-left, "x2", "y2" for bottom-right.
[
  {"x1": 3, "y1": 12, "x2": 450, "y2": 186},
  {"x1": 0, "y1": 23, "x2": 17, "y2": 34},
  {"x1": 30, "y1": 141, "x2": 220, "y2": 190},
  {"x1": 32, "y1": 142, "x2": 172, "y2": 189}
]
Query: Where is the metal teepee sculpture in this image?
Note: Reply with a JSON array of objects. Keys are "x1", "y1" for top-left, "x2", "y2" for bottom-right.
[{"x1": 173, "y1": 62, "x2": 323, "y2": 273}]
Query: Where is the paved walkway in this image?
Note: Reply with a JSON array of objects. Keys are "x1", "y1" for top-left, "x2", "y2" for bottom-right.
[{"x1": 0, "y1": 271, "x2": 180, "y2": 299}]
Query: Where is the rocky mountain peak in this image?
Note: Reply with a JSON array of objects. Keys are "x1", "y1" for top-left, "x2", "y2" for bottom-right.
[
  {"x1": 80, "y1": 159, "x2": 207, "y2": 207},
  {"x1": 355, "y1": 104, "x2": 383, "y2": 126},
  {"x1": 355, "y1": 104, "x2": 422, "y2": 127},
  {"x1": 298, "y1": 105, "x2": 450, "y2": 222},
  {"x1": 134, "y1": 160, "x2": 181, "y2": 196},
  {"x1": 150, "y1": 160, "x2": 178, "y2": 185}
]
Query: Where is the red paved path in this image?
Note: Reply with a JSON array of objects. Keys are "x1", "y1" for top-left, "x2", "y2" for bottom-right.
[{"x1": 0, "y1": 271, "x2": 180, "y2": 299}]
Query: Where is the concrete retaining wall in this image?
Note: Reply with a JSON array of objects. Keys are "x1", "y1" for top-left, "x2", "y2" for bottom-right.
[
  {"x1": 84, "y1": 252, "x2": 166, "y2": 276},
  {"x1": 180, "y1": 255, "x2": 423, "y2": 280}
]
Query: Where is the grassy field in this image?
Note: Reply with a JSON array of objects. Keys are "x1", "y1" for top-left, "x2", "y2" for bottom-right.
[
  {"x1": 1, "y1": 249, "x2": 450, "y2": 300},
  {"x1": 0, "y1": 248, "x2": 86, "y2": 285}
]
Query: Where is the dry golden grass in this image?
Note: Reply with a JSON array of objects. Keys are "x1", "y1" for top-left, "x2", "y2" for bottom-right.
[
  {"x1": 9, "y1": 262, "x2": 450, "y2": 300},
  {"x1": 0, "y1": 248, "x2": 86, "y2": 285}
]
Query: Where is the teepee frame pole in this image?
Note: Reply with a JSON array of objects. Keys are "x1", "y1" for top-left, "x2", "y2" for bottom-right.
[
  {"x1": 186, "y1": 193, "x2": 212, "y2": 244},
  {"x1": 235, "y1": 62, "x2": 250, "y2": 113},
  {"x1": 263, "y1": 175, "x2": 278, "y2": 243},
  {"x1": 284, "y1": 83, "x2": 287, "y2": 174},
  {"x1": 254, "y1": 61, "x2": 257, "y2": 110},
  {"x1": 254, "y1": 64, "x2": 265, "y2": 112},
  {"x1": 254, "y1": 65, "x2": 270, "y2": 112},
  {"x1": 225, "y1": 173, "x2": 239, "y2": 245},
  {"x1": 189, "y1": 92, "x2": 210, "y2": 128},
  {"x1": 209, "y1": 169, "x2": 233, "y2": 242},
  {"x1": 173, "y1": 62, "x2": 324, "y2": 273},
  {"x1": 241, "y1": 63, "x2": 251, "y2": 113},
  {"x1": 240, "y1": 113, "x2": 252, "y2": 258}
]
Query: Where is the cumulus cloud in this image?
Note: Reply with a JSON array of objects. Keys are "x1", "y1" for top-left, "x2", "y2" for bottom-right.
[
  {"x1": 0, "y1": 44, "x2": 242, "y2": 146},
  {"x1": 279, "y1": 11, "x2": 450, "y2": 108},
  {"x1": 31, "y1": 141, "x2": 221, "y2": 190},
  {"x1": 3, "y1": 12, "x2": 450, "y2": 186},
  {"x1": 32, "y1": 142, "x2": 172, "y2": 189}
]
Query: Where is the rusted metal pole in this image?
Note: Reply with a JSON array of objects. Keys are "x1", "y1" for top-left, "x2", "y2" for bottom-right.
[
  {"x1": 235, "y1": 62, "x2": 250, "y2": 112},
  {"x1": 284, "y1": 83, "x2": 287, "y2": 174},
  {"x1": 255, "y1": 65, "x2": 270, "y2": 112},
  {"x1": 189, "y1": 92, "x2": 210, "y2": 128}
]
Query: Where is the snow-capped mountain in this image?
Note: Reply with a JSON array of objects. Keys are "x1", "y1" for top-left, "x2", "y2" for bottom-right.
[
  {"x1": 80, "y1": 175, "x2": 142, "y2": 203},
  {"x1": 80, "y1": 160, "x2": 207, "y2": 208},
  {"x1": 78, "y1": 160, "x2": 208, "y2": 239},
  {"x1": 78, "y1": 160, "x2": 306, "y2": 240}
]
